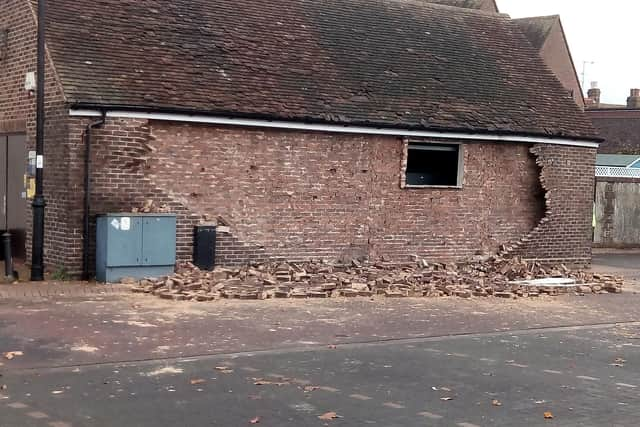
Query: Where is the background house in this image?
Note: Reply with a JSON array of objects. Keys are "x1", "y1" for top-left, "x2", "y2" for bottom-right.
[
  {"x1": 514, "y1": 15, "x2": 585, "y2": 108},
  {"x1": 586, "y1": 86, "x2": 640, "y2": 154},
  {"x1": 1, "y1": 0, "x2": 599, "y2": 275}
]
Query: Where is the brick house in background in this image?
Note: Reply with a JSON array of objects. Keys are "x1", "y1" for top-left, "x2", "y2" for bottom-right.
[
  {"x1": 585, "y1": 86, "x2": 640, "y2": 154},
  {"x1": 1, "y1": 0, "x2": 599, "y2": 276},
  {"x1": 514, "y1": 15, "x2": 585, "y2": 109}
]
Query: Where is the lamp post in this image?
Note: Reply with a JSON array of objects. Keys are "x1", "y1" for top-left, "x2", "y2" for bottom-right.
[{"x1": 31, "y1": 0, "x2": 46, "y2": 281}]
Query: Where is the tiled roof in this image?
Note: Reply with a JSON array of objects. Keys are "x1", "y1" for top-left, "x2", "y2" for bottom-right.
[
  {"x1": 513, "y1": 15, "x2": 558, "y2": 50},
  {"x1": 588, "y1": 110, "x2": 640, "y2": 153},
  {"x1": 44, "y1": 0, "x2": 597, "y2": 140},
  {"x1": 596, "y1": 154, "x2": 640, "y2": 167},
  {"x1": 423, "y1": 0, "x2": 498, "y2": 13}
]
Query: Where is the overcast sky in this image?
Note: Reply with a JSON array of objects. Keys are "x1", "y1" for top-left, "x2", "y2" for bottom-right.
[{"x1": 496, "y1": 0, "x2": 638, "y2": 104}]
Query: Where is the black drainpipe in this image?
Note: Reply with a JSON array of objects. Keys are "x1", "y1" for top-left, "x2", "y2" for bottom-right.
[{"x1": 82, "y1": 112, "x2": 106, "y2": 280}]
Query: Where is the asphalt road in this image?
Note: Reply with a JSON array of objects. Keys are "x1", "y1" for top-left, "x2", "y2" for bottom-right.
[
  {"x1": 2, "y1": 250, "x2": 640, "y2": 426},
  {"x1": 2, "y1": 322, "x2": 640, "y2": 427}
]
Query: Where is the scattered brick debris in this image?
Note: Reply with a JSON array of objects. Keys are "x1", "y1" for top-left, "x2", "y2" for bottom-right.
[{"x1": 129, "y1": 256, "x2": 624, "y2": 302}]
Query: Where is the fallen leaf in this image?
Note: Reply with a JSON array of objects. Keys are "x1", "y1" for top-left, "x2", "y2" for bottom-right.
[
  {"x1": 253, "y1": 379, "x2": 288, "y2": 386},
  {"x1": 304, "y1": 386, "x2": 320, "y2": 392},
  {"x1": 3, "y1": 351, "x2": 23, "y2": 360},
  {"x1": 249, "y1": 416, "x2": 261, "y2": 424},
  {"x1": 190, "y1": 378, "x2": 206, "y2": 385},
  {"x1": 51, "y1": 390, "x2": 64, "y2": 395},
  {"x1": 214, "y1": 366, "x2": 231, "y2": 371},
  {"x1": 440, "y1": 397, "x2": 454, "y2": 401},
  {"x1": 544, "y1": 411, "x2": 554, "y2": 419},
  {"x1": 492, "y1": 399, "x2": 502, "y2": 406},
  {"x1": 318, "y1": 412, "x2": 341, "y2": 420}
]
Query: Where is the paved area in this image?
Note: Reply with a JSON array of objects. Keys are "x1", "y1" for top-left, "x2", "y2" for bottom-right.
[
  {"x1": 2, "y1": 292, "x2": 640, "y2": 370},
  {"x1": 592, "y1": 249, "x2": 640, "y2": 284},
  {"x1": 0, "y1": 252, "x2": 638, "y2": 426},
  {"x1": 2, "y1": 321, "x2": 640, "y2": 426},
  {"x1": 0, "y1": 282, "x2": 128, "y2": 299}
]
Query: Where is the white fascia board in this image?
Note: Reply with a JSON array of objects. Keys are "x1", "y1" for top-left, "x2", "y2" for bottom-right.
[{"x1": 69, "y1": 109, "x2": 600, "y2": 148}]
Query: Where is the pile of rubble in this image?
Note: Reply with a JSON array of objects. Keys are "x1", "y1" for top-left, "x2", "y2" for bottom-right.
[{"x1": 130, "y1": 256, "x2": 624, "y2": 302}]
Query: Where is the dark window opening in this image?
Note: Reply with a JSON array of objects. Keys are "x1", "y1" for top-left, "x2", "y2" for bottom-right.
[{"x1": 405, "y1": 143, "x2": 461, "y2": 187}]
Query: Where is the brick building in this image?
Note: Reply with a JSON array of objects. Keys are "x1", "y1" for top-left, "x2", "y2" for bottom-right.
[
  {"x1": 1, "y1": 0, "x2": 599, "y2": 276},
  {"x1": 513, "y1": 15, "x2": 585, "y2": 108},
  {"x1": 586, "y1": 87, "x2": 640, "y2": 154}
]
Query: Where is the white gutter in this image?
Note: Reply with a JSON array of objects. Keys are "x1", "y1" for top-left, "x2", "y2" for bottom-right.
[{"x1": 69, "y1": 109, "x2": 600, "y2": 148}]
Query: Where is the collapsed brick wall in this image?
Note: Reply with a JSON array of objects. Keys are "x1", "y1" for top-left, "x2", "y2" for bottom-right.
[
  {"x1": 0, "y1": 0, "x2": 72, "y2": 270},
  {"x1": 146, "y1": 122, "x2": 549, "y2": 265},
  {"x1": 506, "y1": 144, "x2": 596, "y2": 265},
  {"x1": 35, "y1": 117, "x2": 595, "y2": 272}
]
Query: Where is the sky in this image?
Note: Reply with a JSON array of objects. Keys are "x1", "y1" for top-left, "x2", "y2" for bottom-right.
[{"x1": 496, "y1": 0, "x2": 639, "y2": 105}]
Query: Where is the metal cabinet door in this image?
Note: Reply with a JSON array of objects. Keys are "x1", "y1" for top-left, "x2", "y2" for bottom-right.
[
  {"x1": 141, "y1": 216, "x2": 176, "y2": 266},
  {"x1": 105, "y1": 216, "x2": 143, "y2": 266}
]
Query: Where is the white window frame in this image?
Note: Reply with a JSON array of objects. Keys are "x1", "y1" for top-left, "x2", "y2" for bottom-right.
[{"x1": 400, "y1": 139, "x2": 464, "y2": 189}]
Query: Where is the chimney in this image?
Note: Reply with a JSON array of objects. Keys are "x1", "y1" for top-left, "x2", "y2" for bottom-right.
[
  {"x1": 628, "y1": 88, "x2": 640, "y2": 109},
  {"x1": 587, "y1": 81, "x2": 601, "y2": 107}
]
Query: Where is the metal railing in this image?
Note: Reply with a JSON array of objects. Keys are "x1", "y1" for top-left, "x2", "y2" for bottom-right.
[{"x1": 595, "y1": 166, "x2": 640, "y2": 178}]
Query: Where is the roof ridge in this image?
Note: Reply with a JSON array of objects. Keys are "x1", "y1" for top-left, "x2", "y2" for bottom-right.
[
  {"x1": 513, "y1": 14, "x2": 560, "y2": 21},
  {"x1": 393, "y1": 0, "x2": 504, "y2": 16}
]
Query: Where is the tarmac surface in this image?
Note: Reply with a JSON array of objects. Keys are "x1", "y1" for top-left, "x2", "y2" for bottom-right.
[{"x1": 0, "y1": 250, "x2": 639, "y2": 426}]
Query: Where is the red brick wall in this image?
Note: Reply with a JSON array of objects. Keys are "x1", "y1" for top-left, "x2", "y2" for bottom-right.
[
  {"x1": 1, "y1": 0, "x2": 71, "y2": 271},
  {"x1": 507, "y1": 144, "x2": 596, "y2": 265},
  {"x1": 27, "y1": 114, "x2": 596, "y2": 273},
  {"x1": 0, "y1": 0, "x2": 33, "y2": 133},
  {"x1": 63, "y1": 117, "x2": 202, "y2": 274},
  {"x1": 140, "y1": 122, "x2": 565, "y2": 265}
]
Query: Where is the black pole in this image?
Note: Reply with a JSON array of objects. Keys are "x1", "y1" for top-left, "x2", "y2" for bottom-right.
[{"x1": 31, "y1": 0, "x2": 46, "y2": 281}]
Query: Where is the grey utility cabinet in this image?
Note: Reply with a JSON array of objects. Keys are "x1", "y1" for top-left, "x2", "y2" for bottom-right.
[{"x1": 96, "y1": 213, "x2": 176, "y2": 283}]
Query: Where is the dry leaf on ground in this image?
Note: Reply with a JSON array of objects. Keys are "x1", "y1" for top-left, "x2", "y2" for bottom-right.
[
  {"x1": 253, "y1": 379, "x2": 289, "y2": 386},
  {"x1": 249, "y1": 416, "x2": 261, "y2": 424},
  {"x1": 440, "y1": 397, "x2": 454, "y2": 401},
  {"x1": 492, "y1": 399, "x2": 502, "y2": 406},
  {"x1": 3, "y1": 351, "x2": 23, "y2": 360},
  {"x1": 544, "y1": 411, "x2": 554, "y2": 419},
  {"x1": 190, "y1": 378, "x2": 206, "y2": 385},
  {"x1": 318, "y1": 412, "x2": 341, "y2": 420}
]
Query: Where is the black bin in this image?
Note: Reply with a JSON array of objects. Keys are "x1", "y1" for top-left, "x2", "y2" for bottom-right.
[{"x1": 193, "y1": 225, "x2": 216, "y2": 270}]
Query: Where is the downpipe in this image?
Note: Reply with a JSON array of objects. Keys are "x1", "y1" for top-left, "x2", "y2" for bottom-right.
[{"x1": 82, "y1": 112, "x2": 106, "y2": 280}]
